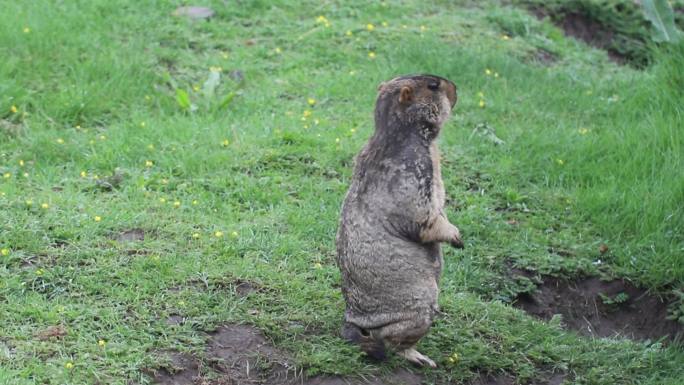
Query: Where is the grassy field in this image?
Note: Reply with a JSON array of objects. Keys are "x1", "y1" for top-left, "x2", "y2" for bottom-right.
[{"x1": 1, "y1": 0, "x2": 683, "y2": 384}]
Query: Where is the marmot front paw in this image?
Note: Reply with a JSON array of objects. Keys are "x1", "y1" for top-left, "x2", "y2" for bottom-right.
[{"x1": 450, "y1": 233, "x2": 464, "y2": 249}]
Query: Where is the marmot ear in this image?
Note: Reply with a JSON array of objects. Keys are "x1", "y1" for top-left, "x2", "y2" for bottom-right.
[
  {"x1": 377, "y1": 81, "x2": 386, "y2": 92},
  {"x1": 399, "y1": 86, "x2": 413, "y2": 104}
]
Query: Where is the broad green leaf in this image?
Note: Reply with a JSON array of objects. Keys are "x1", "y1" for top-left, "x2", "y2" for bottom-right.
[
  {"x1": 175, "y1": 88, "x2": 191, "y2": 110},
  {"x1": 642, "y1": 0, "x2": 683, "y2": 43},
  {"x1": 218, "y1": 92, "x2": 235, "y2": 109}
]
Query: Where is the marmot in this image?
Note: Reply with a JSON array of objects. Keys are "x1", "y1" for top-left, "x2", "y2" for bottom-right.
[{"x1": 336, "y1": 74, "x2": 462, "y2": 368}]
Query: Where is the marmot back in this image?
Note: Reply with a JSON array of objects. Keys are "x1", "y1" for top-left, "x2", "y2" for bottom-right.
[{"x1": 336, "y1": 74, "x2": 463, "y2": 368}]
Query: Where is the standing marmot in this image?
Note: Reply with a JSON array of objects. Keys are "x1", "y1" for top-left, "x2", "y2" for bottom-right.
[{"x1": 336, "y1": 74, "x2": 462, "y2": 368}]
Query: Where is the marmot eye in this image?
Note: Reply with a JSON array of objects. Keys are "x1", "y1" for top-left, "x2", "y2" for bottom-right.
[{"x1": 427, "y1": 81, "x2": 440, "y2": 91}]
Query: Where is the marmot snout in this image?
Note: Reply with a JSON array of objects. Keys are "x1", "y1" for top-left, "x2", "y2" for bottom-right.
[{"x1": 336, "y1": 74, "x2": 462, "y2": 368}]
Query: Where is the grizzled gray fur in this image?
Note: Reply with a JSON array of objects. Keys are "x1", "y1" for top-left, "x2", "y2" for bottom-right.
[{"x1": 336, "y1": 74, "x2": 462, "y2": 368}]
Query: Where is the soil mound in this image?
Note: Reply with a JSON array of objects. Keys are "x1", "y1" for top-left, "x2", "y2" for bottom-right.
[{"x1": 515, "y1": 276, "x2": 683, "y2": 341}]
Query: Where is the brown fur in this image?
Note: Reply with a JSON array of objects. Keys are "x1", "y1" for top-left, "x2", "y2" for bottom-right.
[{"x1": 336, "y1": 74, "x2": 462, "y2": 367}]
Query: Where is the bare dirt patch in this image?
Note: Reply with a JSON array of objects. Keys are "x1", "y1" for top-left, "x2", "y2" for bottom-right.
[
  {"x1": 150, "y1": 351, "x2": 201, "y2": 385},
  {"x1": 515, "y1": 276, "x2": 683, "y2": 341},
  {"x1": 530, "y1": 8, "x2": 630, "y2": 64},
  {"x1": 472, "y1": 371, "x2": 566, "y2": 385},
  {"x1": 305, "y1": 369, "x2": 422, "y2": 385},
  {"x1": 150, "y1": 323, "x2": 425, "y2": 385},
  {"x1": 527, "y1": 47, "x2": 559, "y2": 65},
  {"x1": 206, "y1": 324, "x2": 294, "y2": 384},
  {"x1": 115, "y1": 228, "x2": 146, "y2": 242}
]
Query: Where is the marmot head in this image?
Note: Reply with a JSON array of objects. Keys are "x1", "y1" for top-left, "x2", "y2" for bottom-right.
[{"x1": 374, "y1": 74, "x2": 457, "y2": 135}]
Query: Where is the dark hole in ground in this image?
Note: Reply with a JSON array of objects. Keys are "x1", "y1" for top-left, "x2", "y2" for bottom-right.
[
  {"x1": 150, "y1": 323, "x2": 425, "y2": 385},
  {"x1": 514, "y1": 276, "x2": 683, "y2": 342}
]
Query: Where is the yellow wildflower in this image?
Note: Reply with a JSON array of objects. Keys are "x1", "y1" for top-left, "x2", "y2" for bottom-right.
[
  {"x1": 36, "y1": 268, "x2": 44, "y2": 276},
  {"x1": 41, "y1": 203, "x2": 49, "y2": 209},
  {"x1": 307, "y1": 98, "x2": 316, "y2": 106},
  {"x1": 2, "y1": 172, "x2": 10, "y2": 179},
  {"x1": 485, "y1": 68, "x2": 492, "y2": 75},
  {"x1": 56, "y1": 138, "x2": 65, "y2": 144},
  {"x1": 314, "y1": 262, "x2": 323, "y2": 269},
  {"x1": 275, "y1": 47, "x2": 282, "y2": 54},
  {"x1": 366, "y1": 23, "x2": 375, "y2": 31},
  {"x1": 94, "y1": 216, "x2": 101, "y2": 222},
  {"x1": 144, "y1": 95, "x2": 151, "y2": 101},
  {"x1": 303, "y1": 110, "x2": 312, "y2": 118},
  {"x1": 25, "y1": 199, "x2": 33, "y2": 206},
  {"x1": 147, "y1": 144, "x2": 154, "y2": 150},
  {"x1": 578, "y1": 127, "x2": 589, "y2": 135},
  {"x1": 65, "y1": 362, "x2": 74, "y2": 369},
  {"x1": 222, "y1": 52, "x2": 229, "y2": 59},
  {"x1": 420, "y1": 25, "x2": 427, "y2": 32},
  {"x1": 98, "y1": 339, "x2": 106, "y2": 347},
  {"x1": 192, "y1": 232, "x2": 200, "y2": 239},
  {"x1": 145, "y1": 160, "x2": 153, "y2": 168},
  {"x1": 346, "y1": 30, "x2": 353, "y2": 36},
  {"x1": 209, "y1": 66, "x2": 222, "y2": 73},
  {"x1": 477, "y1": 91, "x2": 484, "y2": 98},
  {"x1": 140, "y1": 121, "x2": 146, "y2": 127},
  {"x1": 99, "y1": 134, "x2": 106, "y2": 141},
  {"x1": 22, "y1": 172, "x2": 28, "y2": 178},
  {"x1": 19, "y1": 159, "x2": 25, "y2": 166},
  {"x1": 368, "y1": 51, "x2": 376, "y2": 59},
  {"x1": 556, "y1": 159, "x2": 565, "y2": 165},
  {"x1": 159, "y1": 198, "x2": 166, "y2": 203},
  {"x1": 335, "y1": 138, "x2": 341, "y2": 143},
  {"x1": 173, "y1": 201, "x2": 181, "y2": 208},
  {"x1": 350, "y1": 128, "x2": 356, "y2": 133},
  {"x1": 501, "y1": 34, "x2": 510, "y2": 40},
  {"x1": 193, "y1": 84, "x2": 200, "y2": 92},
  {"x1": 23, "y1": 27, "x2": 30, "y2": 33},
  {"x1": 221, "y1": 139, "x2": 230, "y2": 147},
  {"x1": 479, "y1": 100, "x2": 485, "y2": 108},
  {"x1": 1, "y1": 248, "x2": 9, "y2": 256},
  {"x1": 349, "y1": 70, "x2": 356, "y2": 76},
  {"x1": 192, "y1": 200, "x2": 198, "y2": 205},
  {"x1": 382, "y1": 21, "x2": 388, "y2": 27},
  {"x1": 215, "y1": 231, "x2": 224, "y2": 238},
  {"x1": 494, "y1": 72, "x2": 499, "y2": 78},
  {"x1": 10, "y1": 105, "x2": 18, "y2": 113},
  {"x1": 230, "y1": 231, "x2": 238, "y2": 238}
]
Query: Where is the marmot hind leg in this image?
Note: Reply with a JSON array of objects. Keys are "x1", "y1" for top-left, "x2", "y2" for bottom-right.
[
  {"x1": 376, "y1": 317, "x2": 435, "y2": 367},
  {"x1": 397, "y1": 346, "x2": 437, "y2": 368}
]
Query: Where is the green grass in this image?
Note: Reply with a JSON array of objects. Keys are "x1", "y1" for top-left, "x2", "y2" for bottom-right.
[{"x1": 1, "y1": 0, "x2": 683, "y2": 384}]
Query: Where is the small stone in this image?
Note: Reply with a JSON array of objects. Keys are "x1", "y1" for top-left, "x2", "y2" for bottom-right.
[{"x1": 173, "y1": 6, "x2": 215, "y2": 20}]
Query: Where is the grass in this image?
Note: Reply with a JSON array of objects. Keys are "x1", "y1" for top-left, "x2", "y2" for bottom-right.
[{"x1": 0, "y1": 0, "x2": 683, "y2": 384}]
